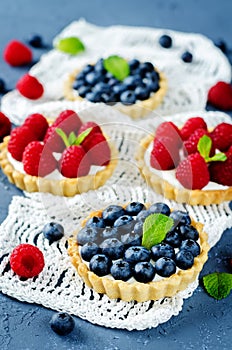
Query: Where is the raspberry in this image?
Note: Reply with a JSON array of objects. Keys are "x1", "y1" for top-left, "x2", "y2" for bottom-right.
[
  {"x1": 150, "y1": 136, "x2": 180, "y2": 170},
  {"x1": 208, "y1": 81, "x2": 232, "y2": 110},
  {"x1": 210, "y1": 122, "x2": 232, "y2": 151},
  {"x1": 209, "y1": 151, "x2": 232, "y2": 186},
  {"x1": 52, "y1": 109, "x2": 82, "y2": 135},
  {"x1": 16, "y1": 73, "x2": 44, "y2": 100},
  {"x1": 176, "y1": 153, "x2": 210, "y2": 190},
  {"x1": 10, "y1": 244, "x2": 44, "y2": 278},
  {"x1": 0, "y1": 112, "x2": 11, "y2": 142},
  {"x1": 22, "y1": 141, "x2": 57, "y2": 177},
  {"x1": 8, "y1": 126, "x2": 38, "y2": 161},
  {"x1": 155, "y1": 121, "x2": 182, "y2": 147},
  {"x1": 183, "y1": 128, "x2": 214, "y2": 155},
  {"x1": 78, "y1": 121, "x2": 102, "y2": 138},
  {"x1": 81, "y1": 132, "x2": 111, "y2": 166},
  {"x1": 24, "y1": 113, "x2": 49, "y2": 140},
  {"x1": 44, "y1": 125, "x2": 66, "y2": 153},
  {"x1": 180, "y1": 117, "x2": 208, "y2": 141},
  {"x1": 3, "y1": 40, "x2": 32, "y2": 67},
  {"x1": 59, "y1": 145, "x2": 90, "y2": 178}
]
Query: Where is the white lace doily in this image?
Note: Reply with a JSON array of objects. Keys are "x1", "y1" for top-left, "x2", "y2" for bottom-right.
[
  {"x1": 0, "y1": 105, "x2": 232, "y2": 330},
  {"x1": 1, "y1": 19, "x2": 231, "y2": 125}
]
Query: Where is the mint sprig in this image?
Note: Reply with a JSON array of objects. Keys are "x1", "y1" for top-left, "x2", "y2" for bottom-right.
[
  {"x1": 142, "y1": 213, "x2": 174, "y2": 250},
  {"x1": 197, "y1": 135, "x2": 227, "y2": 163},
  {"x1": 203, "y1": 272, "x2": 232, "y2": 300},
  {"x1": 55, "y1": 127, "x2": 92, "y2": 147},
  {"x1": 103, "y1": 55, "x2": 130, "y2": 81},
  {"x1": 55, "y1": 37, "x2": 85, "y2": 55}
]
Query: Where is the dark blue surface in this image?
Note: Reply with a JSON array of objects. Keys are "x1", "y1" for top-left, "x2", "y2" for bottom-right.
[{"x1": 0, "y1": 1, "x2": 232, "y2": 349}]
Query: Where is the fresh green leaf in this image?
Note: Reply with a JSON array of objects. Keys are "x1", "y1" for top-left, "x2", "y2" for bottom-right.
[
  {"x1": 197, "y1": 135, "x2": 212, "y2": 159},
  {"x1": 103, "y1": 55, "x2": 130, "y2": 81},
  {"x1": 142, "y1": 213, "x2": 174, "y2": 250},
  {"x1": 68, "y1": 132, "x2": 77, "y2": 145},
  {"x1": 56, "y1": 37, "x2": 85, "y2": 55},
  {"x1": 208, "y1": 153, "x2": 227, "y2": 162},
  {"x1": 74, "y1": 127, "x2": 92, "y2": 145},
  {"x1": 203, "y1": 272, "x2": 232, "y2": 300},
  {"x1": 55, "y1": 128, "x2": 70, "y2": 147}
]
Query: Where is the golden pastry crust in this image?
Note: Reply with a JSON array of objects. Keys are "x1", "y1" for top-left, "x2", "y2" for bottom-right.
[
  {"x1": 68, "y1": 209, "x2": 209, "y2": 302},
  {"x1": 0, "y1": 136, "x2": 118, "y2": 197},
  {"x1": 64, "y1": 67, "x2": 168, "y2": 120},
  {"x1": 136, "y1": 135, "x2": 232, "y2": 205}
]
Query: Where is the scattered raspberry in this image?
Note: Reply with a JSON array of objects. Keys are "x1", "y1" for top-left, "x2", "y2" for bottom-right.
[
  {"x1": 155, "y1": 121, "x2": 182, "y2": 148},
  {"x1": 52, "y1": 109, "x2": 82, "y2": 135},
  {"x1": 81, "y1": 132, "x2": 111, "y2": 166},
  {"x1": 24, "y1": 113, "x2": 49, "y2": 140},
  {"x1": 22, "y1": 141, "x2": 57, "y2": 177},
  {"x1": 3, "y1": 40, "x2": 33, "y2": 67},
  {"x1": 78, "y1": 121, "x2": 102, "y2": 138},
  {"x1": 183, "y1": 128, "x2": 214, "y2": 155},
  {"x1": 208, "y1": 81, "x2": 232, "y2": 111},
  {"x1": 150, "y1": 136, "x2": 180, "y2": 170},
  {"x1": 210, "y1": 122, "x2": 232, "y2": 151},
  {"x1": 180, "y1": 117, "x2": 208, "y2": 141},
  {"x1": 10, "y1": 243, "x2": 44, "y2": 278},
  {"x1": 209, "y1": 151, "x2": 232, "y2": 186},
  {"x1": 8, "y1": 126, "x2": 37, "y2": 161},
  {"x1": 0, "y1": 112, "x2": 11, "y2": 142},
  {"x1": 176, "y1": 153, "x2": 210, "y2": 190},
  {"x1": 16, "y1": 73, "x2": 44, "y2": 100},
  {"x1": 44, "y1": 125, "x2": 66, "y2": 153},
  {"x1": 59, "y1": 145, "x2": 90, "y2": 178}
]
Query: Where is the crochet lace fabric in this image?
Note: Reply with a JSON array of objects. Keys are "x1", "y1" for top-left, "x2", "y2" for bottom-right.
[
  {"x1": 0, "y1": 104, "x2": 231, "y2": 330},
  {"x1": 1, "y1": 19, "x2": 231, "y2": 125}
]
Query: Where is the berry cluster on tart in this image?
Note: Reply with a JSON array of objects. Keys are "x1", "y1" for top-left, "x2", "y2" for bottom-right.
[
  {"x1": 0, "y1": 110, "x2": 118, "y2": 196},
  {"x1": 68, "y1": 201, "x2": 209, "y2": 302},
  {"x1": 136, "y1": 117, "x2": 232, "y2": 205},
  {"x1": 64, "y1": 56, "x2": 167, "y2": 119}
]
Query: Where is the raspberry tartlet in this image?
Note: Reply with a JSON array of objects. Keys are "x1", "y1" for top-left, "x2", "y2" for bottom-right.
[
  {"x1": 136, "y1": 117, "x2": 232, "y2": 205},
  {"x1": 0, "y1": 110, "x2": 118, "y2": 196},
  {"x1": 68, "y1": 202, "x2": 209, "y2": 302},
  {"x1": 64, "y1": 57, "x2": 167, "y2": 119}
]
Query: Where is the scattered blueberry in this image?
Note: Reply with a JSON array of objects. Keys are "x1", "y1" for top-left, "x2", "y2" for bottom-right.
[
  {"x1": 0, "y1": 78, "x2": 6, "y2": 93},
  {"x1": 165, "y1": 229, "x2": 182, "y2": 248},
  {"x1": 169, "y1": 211, "x2": 191, "y2": 226},
  {"x1": 27, "y1": 34, "x2": 44, "y2": 48},
  {"x1": 151, "y1": 243, "x2": 175, "y2": 261},
  {"x1": 214, "y1": 39, "x2": 227, "y2": 53},
  {"x1": 155, "y1": 257, "x2": 176, "y2": 277},
  {"x1": 133, "y1": 261, "x2": 155, "y2": 283},
  {"x1": 180, "y1": 239, "x2": 200, "y2": 257},
  {"x1": 175, "y1": 250, "x2": 194, "y2": 270},
  {"x1": 80, "y1": 242, "x2": 101, "y2": 261},
  {"x1": 50, "y1": 312, "x2": 75, "y2": 336},
  {"x1": 159, "y1": 34, "x2": 172, "y2": 48},
  {"x1": 179, "y1": 225, "x2": 199, "y2": 241},
  {"x1": 89, "y1": 254, "x2": 112, "y2": 276},
  {"x1": 181, "y1": 51, "x2": 193, "y2": 63},
  {"x1": 124, "y1": 246, "x2": 150, "y2": 264},
  {"x1": 110, "y1": 260, "x2": 133, "y2": 281},
  {"x1": 43, "y1": 222, "x2": 64, "y2": 243},
  {"x1": 125, "y1": 202, "x2": 145, "y2": 216},
  {"x1": 77, "y1": 226, "x2": 100, "y2": 245},
  {"x1": 102, "y1": 205, "x2": 126, "y2": 225},
  {"x1": 100, "y1": 238, "x2": 125, "y2": 260},
  {"x1": 86, "y1": 216, "x2": 105, "y2": 228},
  {"x1": 149, "y1": 202, "x2": 171, "y2": 216}
]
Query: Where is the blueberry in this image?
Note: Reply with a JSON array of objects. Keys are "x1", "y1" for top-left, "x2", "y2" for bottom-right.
[
  {"x1": 101, "y1": 92, "x2": 118, "y2": 104},
  {"x1": 145, "y1": 70, "x2": 159, "y2": 82},
  {"x1": 180, "y1": 239, "x2": 200, "y2": 257},
  {"x1": 214, "y1": 39, "x2": 227, "y2": 53},
  {"x1": 94, "y1": 58, "x2": 106, "y2": 74},
  {"x1": 175, "y1": 250, "x2": 194, "y2": 270},
  {"x1": 135, "y1": 86, "x2": 150, "y2": 100},
  {"x1": 50, "y1": 312, "x2": 75, "y2": 336},
  {"x1": 159, "y1": 34, "x2": 172, "y2": 48},
  {"x1": 164, "y1": 229, "x2": 182, "y2": 248},
  {"x1": 0, "y1": 78, "x2": 6, "y2": 93},
  {"x1": 155, "y1": 257, "x2": 176, "y2": 277},
  {"x1": 151, "y1": 243, "x2": 175, "y2": 261},
  {"x1": 179, "y1": 225, "x2": 199, "y2": 241},
  {"x1": 101, "y1": 227, "x2": 119, "y2": 240},
  {"x1": 124, "y1": 246, "x2": 150, "y2": 264},
  {"x1": 80, "y1": 242, "x2": 101, "y2": 261},
  {"x1": 123, "y1": 75, "x2": 142, "y2": 88},
  {"x1": 93, "y1": 82, "x2": 110, "y2": 93},
  {"x1": 100, "y1": 238, "x2": 125, "y2": 260},
  {"x1": 89, "y1": 254, "x2": 112, "y2": 276},
  {"x1": 86, "y1": 216, "x2": 105, "y2": 228},
  {"x1": 128, "y1": 58, "x2": 140, "y2": 71},
  {"x1": 85, "y1": 72, "x2": 103, "y2": 86},
  {"x1": 125, "y1": 202, "x2": 145, "y2": 216},
  {"x1": 75, "y1": 72, "x2": 86, "y2": 81},
  {"x1": 169, "y1": 211, "x2": 191, "y2": 226},
  {"x1": 112, "y1": 84, "x2": 127, "y2": 96},
  {"x1": 114, "y1": 216, "x2": 135, "y2": 235},
  {"x1": 108, "y1": 78, "x2": 119, "y2": 86},
  {"x1": 133, "y1": 220, "x2": 144, "y2": 236},
  {"x1": 78, "y1": 85, "x2": 91, "y2": 97},
  {"x1": 77, "y1": 226, "x2": 100, "y2": 245},
  {"x1": 133, "y1": 261, "x2": 155, "y2": 283},
  {"x1": 181, "y1": 51, "x2": 193, "y2": 63},
  {"x1": 120, "y1": 90, "x2": 136, "y2": 105},
  {"x1": 72, "y1": 79, "x2": 85, "y2": 90},
  {"x1": 149, "y1": 203, "x2": 171, "y2": 216},
  {"x1": 120, "y1": 232, "x2": 142, "y2": 248},
  {"x1": 114, "y1": 215, "x2": 133, "y2": 227},
  {"x1": 82, "y1": 64, "x2": 94, "y2": 75},
  {"x1": 145, "y1": 80, "x2": 160, "y2": 93},
  {"x1": 136, "y1": 210, "x2": 151, "y2": 222},
  {"x1": 43, "y1": 222, "x2": 64, "y2": 243},
  {"x1": 141, "y1": 62, "x2": 154, "y2": 72},
  {"x1": 110, "y1": 260, "x2": 133, "y2": 281},
  {"x1": 85, "y1": 91, "x2": 102, "y2": 103},
  {"x1": 102, "y1": 205, "x2": 126, "y2": 225},
  {"x1": 28, "y1": 34, "x2": 44, "y2": 48}
]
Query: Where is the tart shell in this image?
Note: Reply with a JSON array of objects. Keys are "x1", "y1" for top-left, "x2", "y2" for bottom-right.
[
  {"x1": 68, "y1": 210, "x2": 209, "y2": 302},
  {"x1": 136, "y1": 135, "x2": 232, "y2": 205},
  {"x1": 0, "y1": 136, "x2": 118, "y2": 197},
  {"x1": 64, "y1": 67, "x2": 168, "y2": 120}
]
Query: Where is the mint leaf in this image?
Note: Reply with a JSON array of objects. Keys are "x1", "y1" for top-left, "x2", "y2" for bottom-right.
[
  {"x1": 203, "y1": 272, "x2": 232, "y2": 300},
  {"x1": 103, "y1": 55, "x2": 130, "y2": 81},
  {"x1": 56, "y1": 37, "x2": 85, "y2": 55},
  {"x1": 142, "y1": 214, "x2": 174, "y2": 250},
  {"x1": 197, "y1": 135, "x2": 212, "y2": 159},
  {"x1": 208, "y1": 153, "x2": 227, "y2": 162},
  {"x1": 55, "y1": 128, "x2": 69, "y2": 147},
  {"x1": 68, "y1": 132, "x2": 77, "y2": 145},
  {"x1": 74, "y1": 127, "x2": 92, "y2": 145}
]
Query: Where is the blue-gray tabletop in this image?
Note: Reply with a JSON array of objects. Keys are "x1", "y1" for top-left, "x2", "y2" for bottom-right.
[{"x1": 0, "y1": 1, "x2": 232, "y2": 349}]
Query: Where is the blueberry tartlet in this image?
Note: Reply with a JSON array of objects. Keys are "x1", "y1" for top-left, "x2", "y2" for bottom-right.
[
  {"x1": 64, "y1": 57, "x2": 167, "y2": 119},
  {"x1": 68, "y1": 202, "x2": 209, "y2": 302}
]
